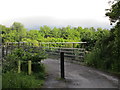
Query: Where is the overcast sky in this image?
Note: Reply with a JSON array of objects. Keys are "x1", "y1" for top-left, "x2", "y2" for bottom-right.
[{"x1": 0, "y1": 0, "x2": 113, "y2": 29}]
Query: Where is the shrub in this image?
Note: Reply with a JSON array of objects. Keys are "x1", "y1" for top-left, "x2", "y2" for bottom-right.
[
  {"x1": 2, "y1": 47, "x2": 46, "y2": 88},
  {"x1": 3, "y1": 48, "x2": 47, "y2": 73},
  {"x1": 85, "y1": 34, "x2": 120, "y2": 74}
]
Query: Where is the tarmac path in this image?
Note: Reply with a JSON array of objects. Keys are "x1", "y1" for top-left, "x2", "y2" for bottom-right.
[{"x1": 42, "y1": 58, "x2": 119, "y2": 88}]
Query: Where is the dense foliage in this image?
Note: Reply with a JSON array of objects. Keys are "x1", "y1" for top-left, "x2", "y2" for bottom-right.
[
  {"x1": 2, "y1": 48, "x2": 46, "y2": 88},
  {"x1": 85, "y1": 1, "x2": 120, "y2": 74},
  {"x1": 0, "y1": 22, "x2": 110, "y2": 51}
]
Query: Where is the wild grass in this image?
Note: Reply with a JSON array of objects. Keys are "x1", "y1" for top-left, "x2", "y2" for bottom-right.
[{"x1": 2, "y1": 64, "x2": 45, "y2": 88}]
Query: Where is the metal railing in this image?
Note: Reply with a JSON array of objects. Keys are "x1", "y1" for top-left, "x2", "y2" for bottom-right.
[{"x1": 1, "y1": 42, "x2": 87, "y2": 62}]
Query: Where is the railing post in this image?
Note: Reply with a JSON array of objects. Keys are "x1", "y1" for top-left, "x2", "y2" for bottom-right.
[{"x1": 60, "y1": 52, "x2": 65, "y2": 79}]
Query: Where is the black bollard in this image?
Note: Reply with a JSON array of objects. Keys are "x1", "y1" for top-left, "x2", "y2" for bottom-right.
[{"x1": 60, "y1": 52, "x2": 65, "y2": 79}]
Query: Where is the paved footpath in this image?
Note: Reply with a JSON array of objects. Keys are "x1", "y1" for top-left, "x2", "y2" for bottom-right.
[{"x1": 42, "y1": 58, "x2": 119, "y2": 88}]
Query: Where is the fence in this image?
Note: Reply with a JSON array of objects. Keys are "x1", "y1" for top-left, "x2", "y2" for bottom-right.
[
  {"x1": 1, "y1": 42, "x2": 87, "y2": 62},
  {"x1": 45, "y1": 47, "x2": 86, "y2": 61},
  {"x1": 1, "y1": 42, "x2": 87, "y2": 76}
]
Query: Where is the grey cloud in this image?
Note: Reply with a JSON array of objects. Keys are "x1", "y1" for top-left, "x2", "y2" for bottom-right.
[
  {"x1": 5, "y1": 16, "x2": 112, "y2": 30},
  {"x1": 115, "y1": 0, "x2": 120, "y2": 1}
]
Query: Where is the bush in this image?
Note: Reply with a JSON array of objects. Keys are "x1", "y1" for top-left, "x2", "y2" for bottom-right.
[
  {"x1": 3, "y1": 54, "x2": 18, "y2": 73},
  {"x1": 2, "y1": 47, "x2": 46, "y2": 88},
  {"x1": 3, "y1": 48, "x2": 47, "y2": 73},
  {"x1": 85, "y1": 34, "x2": 120, "y2": 74}
]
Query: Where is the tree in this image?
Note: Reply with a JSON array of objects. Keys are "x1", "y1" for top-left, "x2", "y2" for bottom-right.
[
  {"x1": 85, "y1": 1, "x2": 120, "y2": 73},
  {"x1": 26, "y1": 30, "x2": 43, "y2": 42},
  {"x1": 39, "y1": 25, "x2": 51, "y2": 38},
  {"x1": 11, "y1": 22, "x2": 27, "y2": 42},
  {"x1": 11, "y1": 22, "x2": 24, "y2": 31},
  {"x1": 0, "y1": 25, "x2": 13, "y2": 42},
  {"x1": 106, "y1": 1, "x2": 120, "y2": 24},
  {"x1": 106, "y1": 0, "x2": 120, "y2": 68},
  {"x1": 51, "y1": 27, "x2": 60, "y2": 38}
]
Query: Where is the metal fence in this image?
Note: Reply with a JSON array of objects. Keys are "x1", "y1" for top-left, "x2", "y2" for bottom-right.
[{"x1": 1, "y1": 42, "x2": 87, "y2": 62}]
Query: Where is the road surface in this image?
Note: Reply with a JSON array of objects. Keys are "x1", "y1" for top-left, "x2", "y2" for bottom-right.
[{"x1": 42, "y1": 58, "x2": 119, "y2": 88}]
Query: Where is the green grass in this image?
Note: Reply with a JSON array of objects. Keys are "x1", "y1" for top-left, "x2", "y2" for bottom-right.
[
  {"x1": 2, "y1": 63, "x2": 46, "y2": 88},
  {"x1": 2, "y1": 71, "x2": 45, "y2": 88}
]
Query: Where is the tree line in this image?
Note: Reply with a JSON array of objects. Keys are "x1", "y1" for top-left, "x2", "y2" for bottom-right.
[{"x1": 0, "y1": 22, "x2": 110, "y2": 50}]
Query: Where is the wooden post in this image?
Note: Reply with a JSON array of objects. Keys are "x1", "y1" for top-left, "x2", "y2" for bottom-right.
[
  {"x1": 18, "y1": 60, "x2": 21, "y2": 73},
  {"x1": 28, "y1": 60, "x2": 32, "y2": 75},
  {"x1": 60, "y1": 52, "x2": 65, "y2": 79}
]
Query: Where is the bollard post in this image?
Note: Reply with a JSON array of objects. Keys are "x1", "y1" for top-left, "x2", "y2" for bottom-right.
[
  {"x1": 28, "y1": 60, "x2": 32, "y2": 75},
  {"x1": 60, "y1": 52, "x2": 65, "y2": 79},
  {"x1": 18, "y1": 60, "x2": 21, "y2": 73}
]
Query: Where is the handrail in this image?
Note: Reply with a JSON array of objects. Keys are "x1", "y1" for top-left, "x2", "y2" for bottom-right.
[{"x1": 4, "y1": 42, "x2": 87, "y2": 44}]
